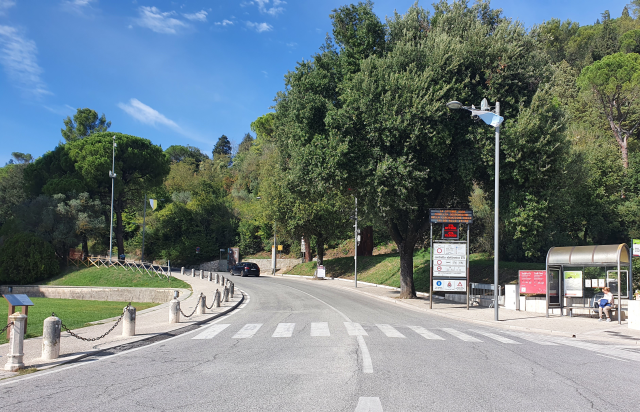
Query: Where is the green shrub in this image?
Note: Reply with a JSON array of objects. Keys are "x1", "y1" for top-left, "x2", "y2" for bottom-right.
[{"x1": 0, "y1": 233, "x2": 60, "y2": 284}]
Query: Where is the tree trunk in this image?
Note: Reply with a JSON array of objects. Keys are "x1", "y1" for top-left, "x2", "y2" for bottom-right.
[
  {"x1": 115, "y1": 198, "x2": 125, "y2": 259},
  {"x1": 82, "y1": 234, "x2": 89, "y2": 258},
  {"x1": 304, "y1": 236, "x2": 311, "y2": 262},
  {"x1": 397, "y1": 238, "x2": 417, "y2": 299},
  {"x1": 316, "y1": 237, "x2": 325, "y2": 266}
]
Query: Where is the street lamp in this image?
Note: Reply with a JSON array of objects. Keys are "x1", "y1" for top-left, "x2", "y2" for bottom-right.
[
  {"x1": 446, "y1": 98, "x2": 504, "y2": 321},
  {"x1": 255, "y1": 196, "x2": 277, "y2": 275},
  {"x1": 108, "y1": 135, "x2": 117, "y2": 265}
]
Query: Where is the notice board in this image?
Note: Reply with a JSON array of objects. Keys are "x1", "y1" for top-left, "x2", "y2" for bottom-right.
[{"x1": 519, "y1": 270, "x2": 546, "y2": 294}]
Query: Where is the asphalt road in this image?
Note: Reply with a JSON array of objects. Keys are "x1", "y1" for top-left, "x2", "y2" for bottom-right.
[{"x1": 1, "y1": 275, "x2": 639, "y2": 412}]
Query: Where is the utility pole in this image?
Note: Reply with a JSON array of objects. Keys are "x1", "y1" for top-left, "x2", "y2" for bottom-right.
[
  {"x1": 354, "y1": 196, "x2": 358, "y2": 288},
  {"x1": 493, "y1": 101, "x2": 500, "y2": 322},
  {"x1": 108, "y1": 135, "x2": 116, "y2": 264},
  {"x1": 272, "y1": 220, "x2": 277, "y2": 276},
  {"x1": 141, "y1": 194, "x2": 147, "y2": 262}
]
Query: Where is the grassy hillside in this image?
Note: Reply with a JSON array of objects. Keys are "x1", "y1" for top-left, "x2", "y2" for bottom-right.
[
  {"x1": 287, "y1": 250, "x2": 544, "y2": 293},
  {"x1": 44, "y1": 266, "x2": 191, "y2": 289}
]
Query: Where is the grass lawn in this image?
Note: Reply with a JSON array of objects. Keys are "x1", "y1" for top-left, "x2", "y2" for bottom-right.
[
  {"x1": 0, "y1": 298, "x2": 157, "y2": 345},
  {"x1": 287, "y1": 249, "x2": 545, "y2": 293},
  {"x1": 44, "y1": 266, "x2": 191, "y2": 289}
]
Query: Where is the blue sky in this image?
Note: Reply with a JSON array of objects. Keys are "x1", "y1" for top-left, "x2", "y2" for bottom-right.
[{"x1": 0, "y1": 0, "x2": 631, "y2": 165}]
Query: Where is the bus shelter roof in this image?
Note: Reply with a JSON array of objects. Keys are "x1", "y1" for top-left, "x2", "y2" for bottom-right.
[{"x1": 546, "y1": 244, "x2": 630, "y2": 266}]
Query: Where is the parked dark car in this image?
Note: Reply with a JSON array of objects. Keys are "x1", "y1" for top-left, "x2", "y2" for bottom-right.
[{"x1": 231, "y1": 262, "x2": 261, "y2": 277}]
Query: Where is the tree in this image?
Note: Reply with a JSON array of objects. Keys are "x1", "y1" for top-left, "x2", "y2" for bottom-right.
[
  {"x1": 61, "y1": 108, "x2": 111, "y2": 143},
  {"x1": 213, "y1": 135, "x2": 232, "y2": 156},
  {"x1": 0, "y1": 233, "x2": 60, "y2": 284},
  {"x1": 67, "y1": 132, "x2": 170, "y2": 257},
  {"x1": 578, "y1": 52, "x2": 640, "y2": 169},
  {"x1": 0, "y1": 162, "x2": 29, "y2": 225},
  {"x1": 164, "y1": 145, "x2": 209, "y2": 164},
  {"x1": 238, "y1": 133, "x2": 254, "y2": 154}
]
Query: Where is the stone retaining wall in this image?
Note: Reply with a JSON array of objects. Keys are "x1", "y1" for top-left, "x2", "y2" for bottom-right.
[{"x1": 0, "y1": 285, "x2": 191, "y2": 303}]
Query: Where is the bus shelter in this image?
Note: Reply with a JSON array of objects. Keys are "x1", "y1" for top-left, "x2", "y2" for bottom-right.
[{"x1": 545, "y1": 244, "x2": 632, "y2": 324}]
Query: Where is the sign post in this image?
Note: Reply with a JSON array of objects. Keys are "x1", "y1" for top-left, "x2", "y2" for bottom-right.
[{"x1": 3, "y1": 294, "x2": 34, "y2": 340}]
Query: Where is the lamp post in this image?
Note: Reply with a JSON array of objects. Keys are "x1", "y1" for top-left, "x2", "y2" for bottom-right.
[
  {"x1": 108, "y1": 135, "x2": 117, "y2": 264},
  {"x1": 446, "y1": 99, "x2": 503, "y2": 321},
  {"x1": 255, "y1": 196, "x2": 277, "y2": 275}
]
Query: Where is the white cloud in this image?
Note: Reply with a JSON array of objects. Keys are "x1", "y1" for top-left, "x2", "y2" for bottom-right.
[
  {"x1": 286, "y1": 42, "x2": 297, "y2": 48},
  {"x1": 214, "y1": 19, "x2": 233, "y2": 26},
  {"x1": 118, "y1": 98, "x2": 179, "y2": 129},
  {"x1": 43, "y1": 104, "x2": 76, "y2": 116},
  {"x1": 0, "y1": 0, "x2": 16, "y2": 14},
  {"x1": 183, "y1": 10, "x2": 207, "y2": 22},
  {"x1": 261, "y1": 70, "x2": 267, "y2": 78},
  {"x1": 136, "y1": 6, "x2": 188, "y2": 34},
  {"x1": 255, "y1": 0, "x2": 285, "y2": 16},
  {"x1": 61, "y1": 0, "x2": 98, "y2": 14},
  {"x1": 0, "y1": 25, "x2": 51, "y2": 97},
  {"x1": 246, "y1": 21, "x2": 272, "y2": 33}
]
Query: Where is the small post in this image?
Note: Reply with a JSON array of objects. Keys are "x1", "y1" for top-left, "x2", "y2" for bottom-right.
[
  {"x1": 42, "y1": 315, "x2": 61, "y2": 360},
  {"x1": 4, "y1": 312, "x2": 26, "y2": 371},
  {"x1": 215, "y1": 273, "x2": 220, "y2": 284},
  {"x1": 214, "y1": 290, "x2": 221, "y2": 308},
  {"x1": 208, "y1": 272, "x2": 213, "y2": 281},
  {"x1": 224, "y1": 286, "x2": 230, "y2": 302},
  {"x1": 200, "y1": 270, "x2": 204, "y2": 279},
  {"x1": 221, "y1": 275, "x2": 225, "y2": 285},
  {"x1": 181, "y1": 267, "x2": 185, "y2": 276},
  {"x1": 191, "y1": 268, "x2": 195, "y2": 277},
  {"x1": 122, "y1": 306, "x2": 136, "y2": 337},
  {"x1": 197, "y1": 293, "x2": 206, "y2": 315},
  {"x1": 169, "y1": 298, "x2": 180, "y2": 324},
  {"x1": 230, "y1": 282, "x2": 234, "y2": 298}
]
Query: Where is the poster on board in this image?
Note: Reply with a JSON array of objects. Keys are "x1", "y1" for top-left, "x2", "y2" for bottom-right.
[
  {"x1": 634, "y1": 239, "x2": 640, "y2": 257},
  {"x1": 564, "y1": 271, "x2": 583, "y2": 297},
  {"x1": 519, "y1": 270, "x2": 546, "y2": 294}
]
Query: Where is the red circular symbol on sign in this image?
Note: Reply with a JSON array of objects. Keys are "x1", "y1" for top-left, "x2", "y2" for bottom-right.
[
  {"x1": 436, "y1": 248, "x2": 443, "y2": 253},
  {"x1": 436, "y1": 266, "x2": 442, "y2": 271},
  {"x1": 437, "y1": 260, "x2": 442, "y2": 265}
]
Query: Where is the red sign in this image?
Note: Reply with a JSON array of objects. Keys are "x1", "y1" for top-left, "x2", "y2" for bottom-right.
[
  {"x1": 442, "y1": 223, "x2": 459, "y2": 240},
  {"x1": 519, "y1": 270, "x2": 547, "y2": 294}
]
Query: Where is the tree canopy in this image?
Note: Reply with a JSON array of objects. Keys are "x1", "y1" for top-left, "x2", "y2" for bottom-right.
[{"x1": 61, "y1": 108, "x2": 111, "y2": 143}]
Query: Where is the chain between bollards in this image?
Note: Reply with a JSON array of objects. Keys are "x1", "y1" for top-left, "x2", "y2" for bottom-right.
[
  {"x1": 179, "y1": 294, "x2": 203, "y2": 318},
  {"x1": 1, "y1": 322, "x2": 13, "y2": 334},
  {"x1": 53, "y1": 303, "x2": 131, "y2": 342}
]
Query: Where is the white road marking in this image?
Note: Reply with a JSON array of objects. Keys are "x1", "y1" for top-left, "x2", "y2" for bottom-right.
[
  {"x1": 345, "y1": 322, "x2": 368, "y2": 336},
  {"x1": 192, "y1": 324, "x2": 230, "y2": 340},
  {"x1": 272, "y1": 323, "x2": 295, "y2": 338},
  {"x1": 469, "y1": 329, "x2": 521, "y2": 344},
  {"x1": 597, "y1": 354, "x2": 629, "y2": 362},
  {"x1": 355, "y1": 397, "x2": 383, "y2": 411},
  {"x1": 441, "y1": 328, "x2": 482, "y2": 342},
  {"x1": 357, "y1": 336, "x2": 373, "y2": 373},
  {"x1": 375, "y1": 324, "x2": 405, "y2": 338},
  {"x1": 502, "y1": 331, "x2": 558, "y2": 345},
  {"x1": 232, "y1": 323, "x2": 263, "y2": 339},
  {"x1": 407, "y1": 325, "x2": 445, "y2": 340},
  {"x1": 551, "y1": 338, "x2": 640, "y2": 363},
  {"x1": 311, "y1": 322, "x2": 330, "y2": 337}
]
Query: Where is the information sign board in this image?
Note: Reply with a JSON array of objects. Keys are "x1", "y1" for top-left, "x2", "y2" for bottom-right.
[
  {"x1": 4, "y1": 294, "x2": 34, "y2": 307},
  {"x1": 519, "y1": 270, "x2": 546, "y2": 294},
  {"x1": 317, "y1": 265, "x2": 325, "y2": 278},
  {"x1": 564, "y1": 271, "x2": 583, "y2": 297},
  {"x1": 433, "y1": 279, "x2": 467, "y2": 292},
  {"x1": 634, "y1": 239, "x2": 640, "y2": 257},
  {"x1": 429, "y1": 209, "x2": 473, "y2": 224},
  {"x1": 433, "y1": 243, "x2": 466, "y2": 278}
]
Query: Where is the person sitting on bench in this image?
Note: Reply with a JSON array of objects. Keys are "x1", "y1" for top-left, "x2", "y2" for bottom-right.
[{"x1": 598, "y1": 287, "x2": 613, "y2": 322}]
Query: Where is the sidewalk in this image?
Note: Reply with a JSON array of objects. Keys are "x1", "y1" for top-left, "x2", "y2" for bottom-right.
[
  {"x1": 280, "y1": 275, "x2": 640, "y2": 345},
  {"x1": 0, "y1": 271, "x2": 242, "y2": 380}
]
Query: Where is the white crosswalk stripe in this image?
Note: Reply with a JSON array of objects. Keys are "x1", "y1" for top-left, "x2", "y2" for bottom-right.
[
  {"x1": 441, "y1": 328, "x2": 483, "y2": 342},
  {"x1": 232, "y1": 323, "x2": 263, "y2": 339},
  {"x1": 502, "y1": 331, "x2": 559, "y2": 345},
  {"x1": 376, "y1": 324, "x2": 405, "y2": 338},
  {"x1": 344, "y1": 322, "x2": 368, "y2": 336},
  {"x1": 407, "y1": 326, "x2": 445, "y2": 340},
  {"x1": 272, "y1": 323, "x2": 295, "y2": 338},
  {"x1": 310, "y1": 322, "x2": 330, "y2": 337},
  {"x1": 469, "y1": 329, "x2": 520, "y2": 344},
  {"x1": 193, "y1": 324, "x2": 230, "y2": 340}
]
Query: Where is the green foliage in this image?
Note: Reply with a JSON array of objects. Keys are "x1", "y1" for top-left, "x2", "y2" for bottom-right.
[
  {"x1": 0, "y1": 233, "x2": 60, "y2": 284},
  {"x1": 213, "y1": 134, "x2": 232, "y2": 156},
  {"x1": 61, "y1": 108, "x2": 111, "y2": 143},
  {"x1": 0, "y1": 163, "x2": 29, "y2": 225},
  {"x1": 165, "y1": 145, "x2": 209, "y2": 164},
  {"x1": 45, "y1": 266, "x2": 190, "y2": 288}
]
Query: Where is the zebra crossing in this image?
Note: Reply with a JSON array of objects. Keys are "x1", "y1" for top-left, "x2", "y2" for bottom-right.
[{"x1": 192, "y1": 321, "x2": 556, "y2": 345}]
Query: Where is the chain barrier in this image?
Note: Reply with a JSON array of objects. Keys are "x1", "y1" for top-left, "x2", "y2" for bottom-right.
[
  {"x1": 205, "y1": 290, "x2": 219, "y2": 310},
  {"x1": 53, "y1": 303, "x2": 131, "y2": 342},
  {"x1": 1, "y1": 321, "x2": 13, "y2": 334},
  {"x1": 179, "y1": 294, "x2": 203, "y2": 318}
]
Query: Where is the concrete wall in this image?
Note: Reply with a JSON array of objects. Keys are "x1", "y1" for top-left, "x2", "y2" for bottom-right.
[
  {"x1": 0, "y1": 285, "x2": 191, "y2": 303},
  {"x1": 244, "y1": 258, "x2": 302, "y2": 274}
]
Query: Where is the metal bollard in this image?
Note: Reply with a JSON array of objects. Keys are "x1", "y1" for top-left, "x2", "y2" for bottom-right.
[
  {"x1": 169, "y1": 298, "x2": 180, "y2": 323},
  {"x1": 208, "y1": 272, "x2": 213, "y2": 281},
  {"x1": 4, "y1": 312, "x2": 26, "y2": 371},
  {"x1": 214, "y1": 290, "x2": 221, "y2": 308},
  {"x1": 199, "y1": 269, "x2": 202, "y2": 279},
  {"x1": 197, "y1": 293, "x2": 206, "y2": 315},
  {"x1": 216, "y1": 273, "x2": 220, "y2": 284},
  {"x1": 191, "y1": 268, "x2": 195, "y2": 277},
  {"x1": 224, "y1": 286, "x2": 230, "y2": 302},
  {"x1": 42, "y1": 315, "x2": 61, "y2": 360},
  {"x1": 230, "y1": 282, "x2": 234, "y2": 298},
  {"x1": 123, "y1": 306, "x2": 136, "y2": 337},
  {"x1": 221, "y1": 276, "x2": 225, "y2": 286},
  {"x1": 181, "y1": 267, "x2": 185, "y2": 275}
]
